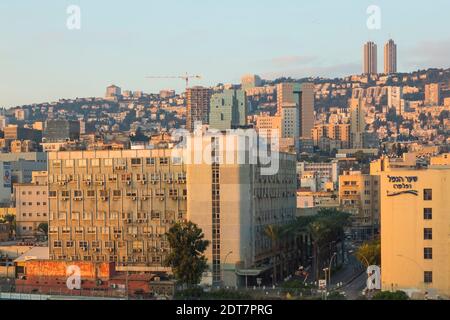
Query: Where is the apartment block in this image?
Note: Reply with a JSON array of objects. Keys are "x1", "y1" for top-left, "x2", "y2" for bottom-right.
[
  {"x1": 339, "y1": 171, "x2": 380, "y2": 241},
  {"x1": 14, "y1": 173, "x2": 49, "y2": 238}
]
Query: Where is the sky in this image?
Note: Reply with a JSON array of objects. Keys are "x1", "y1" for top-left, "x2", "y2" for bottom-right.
[{"x1": 0, "y1": 0, "x2": 449, "y2": 108}]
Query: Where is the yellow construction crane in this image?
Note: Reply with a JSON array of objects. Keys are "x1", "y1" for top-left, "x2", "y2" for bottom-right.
[{"x1": 145, "y1": 73, "x2": 202, "y2": 89}]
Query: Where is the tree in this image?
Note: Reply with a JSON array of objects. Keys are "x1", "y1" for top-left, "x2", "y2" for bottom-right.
[
  {"x1": 3, "y1": 214, "x2": 16, "y2": 239},
  {"x1": 165, "y1": 221, "x2": 210, "y2": 287},
  {"x1": 286, "y1": 209, "x2": 351, "y2": 281},
  {"x1": 372, "y1": 291, "x2": 409, "y2": 300},
  {"x1": 356, "y1": 240, "x2": 381, "y2": 266},
  {"x1": 38, "y1": 222, "x2": 49, "y2": 238},
  {"x1": 264, "y1": 225, "x2": 283, "y2": 285}
]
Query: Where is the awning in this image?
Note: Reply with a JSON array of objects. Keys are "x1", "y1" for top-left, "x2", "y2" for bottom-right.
[{"x1": 235, "y1": 265, "x2": 272, "y2": 276}]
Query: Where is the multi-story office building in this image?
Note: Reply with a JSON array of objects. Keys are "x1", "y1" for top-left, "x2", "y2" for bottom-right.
[
  {"x1": 209, "y1": 89, "x2": 247, "y2": 130},
  {"x1": 424, "y1": 83, "x2": 441, "y2": 106},
  {"x1": 105, "y1": 85, "x2": 121, "y2": 100},
  {"x1": 387, "y1": 86, "x2": 404, "y2": 115},
  {"x1": 384, "y1": 39, "x2": 397, "y2": 74},
  {"x1": 3, "y1": 125, "x2": 42, "y2": 144},
  {"x1": 47, "y1": 136, "x2": 297, "y2": 287},
  {"x1": 186, "y1": 86, "x2": 211, "y2": 132},
  {"x1": 312, "y1": 124, "x2": 351, "y2": 149},
  {"x1": 363, "y1": 41, "x2": 378, "y2": 75},
  {"x1": 186, "y1": 134, "x2": 297, "y2": 286},
  {"x1": 0, "y1": 152, "x2": 47, "y2": 184},
  {"x1": 379, "y1": 159, "x2": 450, "y2": 298},
  {"x1": 297, "y1": 160, "x2": 339, "y2": 191},
  {"x1": 43, "y1": 120, "x2": 81, "y2": 142},
  {"x1": 14, "y1": 173, "x2": 49, "y2": 238},
  {"x1": 281, "y1": 103, "x2": 299, "y2": 143},
  {"x1": 349, "y1": 94, "x2": 366, "y2": 149},
  {"x1": 276, "y1": 83, "x2": 315, "y2": 139},
  {"x1": 241, "y1": 74, "x2": 262, "y2": 90},
  {"x1": 339, "y1": 171, "x2": 380, "y2": 241}
]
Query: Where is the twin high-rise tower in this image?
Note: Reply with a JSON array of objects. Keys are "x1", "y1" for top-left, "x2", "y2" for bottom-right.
[{"x1": 363, "y1": 39, "x2": 397, "y2": 75}]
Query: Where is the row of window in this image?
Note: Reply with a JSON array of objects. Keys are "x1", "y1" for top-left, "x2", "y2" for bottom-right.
[
  {"x1": 49, "y1": 189, "x2": 188, "y2": 198},
  {"x1": 21, "y1": 212, "x2": 47, "y2": 217},
  {"x1": 52, "y1": 157, "x2": 183, "y2": 168},
  {"x1": 20, "y1": 191, "x2": 47, "y2": 196},
  {"x1": 21, "y1": 202, "x2": 47, "y2": 206}
]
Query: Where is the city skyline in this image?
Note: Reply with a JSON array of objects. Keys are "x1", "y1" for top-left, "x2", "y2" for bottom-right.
[{"x1": 1, "y1": 0, "x2": 450, "y2": 108}]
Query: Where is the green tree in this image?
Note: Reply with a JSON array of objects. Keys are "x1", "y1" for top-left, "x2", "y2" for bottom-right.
[
  {"x1": 264, "y1": 225, "x2": 283, "y2": 285},
  {"x1": 286, "y1": 209, "x2": 351, "y2": 281},
  {"x1": 372, "y1": 291, "x2": 409, "y2": 300},
  {"x1": 165, "y1": 221, "x2": 210, "y2": 287},
  {"x1": 38, "y1": 222, "x2": 49, "y2": 238},
  {"x1": 356, "y1": 240, "x2": 381, "y2": 266},
  {"x1": 3, "y1": 214, "x2": 16, "y2": 239}
]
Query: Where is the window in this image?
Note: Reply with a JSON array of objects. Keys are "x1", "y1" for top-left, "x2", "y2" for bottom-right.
[
  {"x1": 49, "y1": 191, "x2": 57, "y2": 198},
  {"x1": 53, "y1": 241, "x2": 62, "y2": 248},
  {"x1": 146, "y1": 158, "x2": 155, "y2": 165},
  {"x1": 424, "y1": 208, "x2": 433, "y2": 220},
  {"x1": 424, "y1": 189, "x2": 432, "y2": 201},
  {"x1": 159, "y1": 157, "x2": 169, "y2": 165},
  {"x1": 424, "y1": 248, "x2": 433, "y2": 260},
  {"x1": 424, "y1": 271, "x2": 433, "y2": 284},
  {"x1": 87, "y1": 190, "x2": 95, "y2": 198},
  {"x1": 131, "y1": 158, "x2": 141, "y2": 165},
  {"x1": 113, "y1": 190, "x2": 122, "y2": 197},
  {"x1": 424, "y1": 228, "x2": 433, "y2": 240}
]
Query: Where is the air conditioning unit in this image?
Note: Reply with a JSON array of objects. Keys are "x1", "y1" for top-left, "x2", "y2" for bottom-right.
[
  {"x1": 159, "y1": 197, "x2": 165, "y2": 201},
  {"x1": 141, "y1": 196, "x2": 148, "y2": 201},
  {"x1": 141, "y1": 180, "x2": 147, "y2": 185},
  {"x1": 81, "y1": 247, "x2": 87, "y2": 251},
  {"x1": 97, "y1": 181, "x2": 104, "y2": 186},
  {"x1": 101, "y1": 197, "x2": 108, "y2": 201},
  {"x1": 86, "y1": 181, "x2": 91, "y2": 185}
]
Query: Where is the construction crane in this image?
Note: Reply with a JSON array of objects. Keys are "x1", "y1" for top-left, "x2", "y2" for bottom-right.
[{"x1": 145, "y1": 73, "x2": 202, "y2": 89}]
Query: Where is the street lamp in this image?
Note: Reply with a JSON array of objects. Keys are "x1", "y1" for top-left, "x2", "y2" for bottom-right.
[
  {"x1": 328, "y1": 252, "x2": 338, "y2": 286},
  {"x1": 349, "y1": 250, "x2": 370, "y2": 268},
  {"x1": 222, "y1": 251, "x2": 233, "y2": 287}
]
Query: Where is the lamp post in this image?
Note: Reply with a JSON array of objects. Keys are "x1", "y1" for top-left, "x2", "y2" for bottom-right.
[
  {"x1": 222, "y1": 251, "x2": 233, "y2": 287},
  {"x1": 328, "y1": 252, "x2": 338, "y2": 287}
]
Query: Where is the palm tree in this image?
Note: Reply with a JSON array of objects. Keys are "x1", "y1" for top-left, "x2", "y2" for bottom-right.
[{"x1": 264, "y1": 225, "x2": 281, "y2": 285}]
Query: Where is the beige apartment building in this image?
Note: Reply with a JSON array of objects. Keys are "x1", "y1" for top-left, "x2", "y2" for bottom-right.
[
  {"x1": 312, "y1": 124, "x2": 351, "y2": 149},
  {"x1": 14, "y1": 172, "x2": 49, "y2": 238},
  {"x1": 380, "y1": 164, "x2": 450, "y2": 298},
  {"x1": 47, "y1": 136, "x2": 297, "y2": 287},
  {"x1": 339, "y1": 171, "x2": 380, "y2": 241}
]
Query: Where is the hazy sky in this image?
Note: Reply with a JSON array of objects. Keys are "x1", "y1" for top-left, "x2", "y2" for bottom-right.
[{"x1": 1, "y1": 0, "x2": 449, "y2": 107}]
